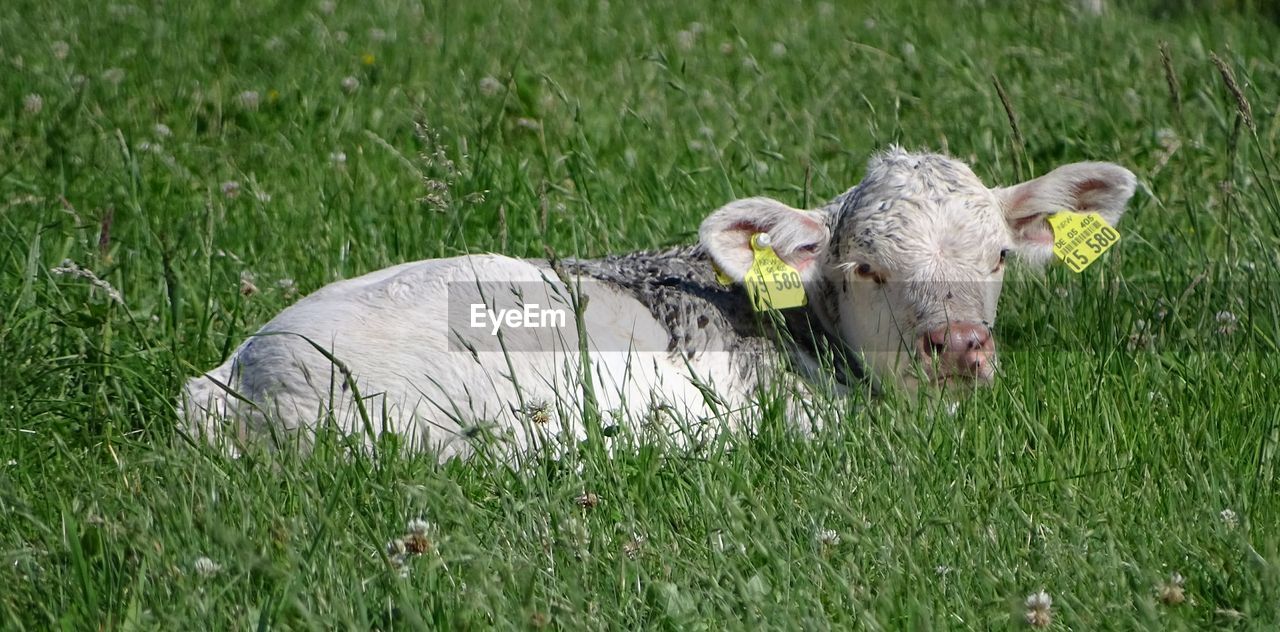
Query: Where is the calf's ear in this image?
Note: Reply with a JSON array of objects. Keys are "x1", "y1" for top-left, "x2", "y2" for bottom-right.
[
  {"x1": 699, "y1": 197, "x2": 830, "y2": 282},
  {"x1": 995, "y1": 162, "x2": 1137, "y2": 265}
]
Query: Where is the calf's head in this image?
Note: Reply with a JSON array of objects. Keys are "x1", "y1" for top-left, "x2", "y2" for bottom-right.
[{"x1": 701, "y1": 148, "x2": 1137, "y2": 388}]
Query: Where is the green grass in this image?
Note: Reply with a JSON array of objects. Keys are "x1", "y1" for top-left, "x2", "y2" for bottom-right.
[{"x1": 3, "y1": 0, "x2": 1280, "y2": 627}]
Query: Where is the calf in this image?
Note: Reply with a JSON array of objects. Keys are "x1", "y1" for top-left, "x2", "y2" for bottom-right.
[{"x1": 181, "y1": 148, "x2": 1136, "y2": 458}]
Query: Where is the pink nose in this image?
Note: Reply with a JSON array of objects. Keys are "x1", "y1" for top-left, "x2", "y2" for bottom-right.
[{"x1": 916, "y1": 322, "x2": 996, "y2": 381}]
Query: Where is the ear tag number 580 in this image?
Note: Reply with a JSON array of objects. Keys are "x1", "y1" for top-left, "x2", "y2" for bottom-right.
[
  {"x1": 744, "y1": 233, "x2": 807, "y2": 311},
  {"x1": 1047, "y1": 212, "x2": 1121, "y2": 273}
]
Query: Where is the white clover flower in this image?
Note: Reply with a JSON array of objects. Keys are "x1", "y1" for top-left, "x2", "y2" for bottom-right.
[
  {"x1": 52, "y1": 40, "x2": 71, "y2": 60},
  {"x1": 901, "y1": 42, "x2": 916, "y2": 58},
  {"x1": 623, "y1": 148, "x2": 637, "y2": 167},
  {"x1": 265, "y1": 36, "x2": 285, "y2": 52},
  {"x1": 741, "y1": 55, "x2": 759, "y2": 71},
  {"x1": 622, "y1": 533, "x2": 645, "y2": 560},
  {"x1": 221, "y1": 181, "x2": 241, "y2": 198},
  {"x1": 718, "y1": 41, "x2": 734, "y2": 55},
  {"x1": 386, "y1": 538, "x2": 407, "y2": 557},
  {"x1": 1024, "y1": 590, "x2": 1052, "y2": 628},
  {"x1": 515, "y1": 117, "x2": 542, "y2": 132},
  {"x1": 102, "y1": 68, "x2": 125, "y2": 85},
  {"x1": 154, "y1": 123, "x2": 172, "y2": 137},
  {"x1": 574, "y1": 492, "x2": 599, "y2": 509},
  {"x1": 814, "y1": 528, "x2": 840, "y2": 547},
  {"x1": 1215, "y1": 311, "x2": 1238, "y2": 335},
  {"x1": 368, "y1": 28, "x2": 387, "y2": 42},
  {"x1": 817, "y1": 2, "x2": 834, "y2": 17},
  {"x1": 193, "y1": 556, "x2": 222, "y2": 577},
  {"x1": 406, "y1": 518, "x2": 433, "y2": 535},
  {"x1": 688, "y1": 21, "x2": 704, "y2": 34},
  {"x1": 478, "y1": 75, "x2": 502, "y2": 96},
  {"x1": 1158, "y1": 572, "x2": 1186, "y2": 605},
  {"x1": 239, "y1": 271, "x2": 258, "y2": 297},
  {"x1": 237, "y1": 90, "x2": 261, "y2": 110},
  {"x1": 329, "y1": 151, "x2": 347, "y2": 166},
  {"x1": 770, "y1": 41, "x2": 787, "y2": 58},
  {"x1": 676, "y1": 30, "x2": 696, "y2": 51},
  {"x1": 1220, "y1": 508, "x2": 1238, "y2": 528},
  {"x1": 334, "y1": 30, "x2": 349, "y2": 43},
  {"x1": 23, "y1": 94, "x2": 43, "y2": 115},
  {"x1": 341, "y1": 76, "x2": 359, "y2": 93},
  {"x1": 864, "y1": 18, "x2": 877, "y2": 29},
  {"x1": 319, "y1": 0, "x2": 336, "y2": 14}
]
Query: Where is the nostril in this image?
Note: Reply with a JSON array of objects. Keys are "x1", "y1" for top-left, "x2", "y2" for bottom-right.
[{"x1": 927, "y1": 336, "x2": 946, "y2": 356}]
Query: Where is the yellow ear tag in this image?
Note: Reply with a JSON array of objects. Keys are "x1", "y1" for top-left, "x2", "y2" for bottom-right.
[
  {"x1": 1047, "y1": 212, "x2": 1121, "y2": 273},
  {"x1": 744, "y1": 233, "x2": 807, "y2": 311},
  {"x1": 712, "y1": 263, "x2": 734, "y2": 286}
]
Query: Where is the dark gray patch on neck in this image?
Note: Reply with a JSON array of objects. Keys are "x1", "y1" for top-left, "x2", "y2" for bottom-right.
[{"x1": 562, "y1": 246, "x2": 863, "y2": 387}]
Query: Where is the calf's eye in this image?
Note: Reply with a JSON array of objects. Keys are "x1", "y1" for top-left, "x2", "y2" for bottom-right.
[
  {"x1": 993, "y1": 248, "x2": 1010, "y2": 273},
  {"x1": 853, "y1": 262, "x2": 886, "y2": 284}
]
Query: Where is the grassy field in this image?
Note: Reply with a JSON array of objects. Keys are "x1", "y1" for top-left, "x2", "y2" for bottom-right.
[{"x1": 3, "y1": 0, "x2": 1280, "y2": 628}]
